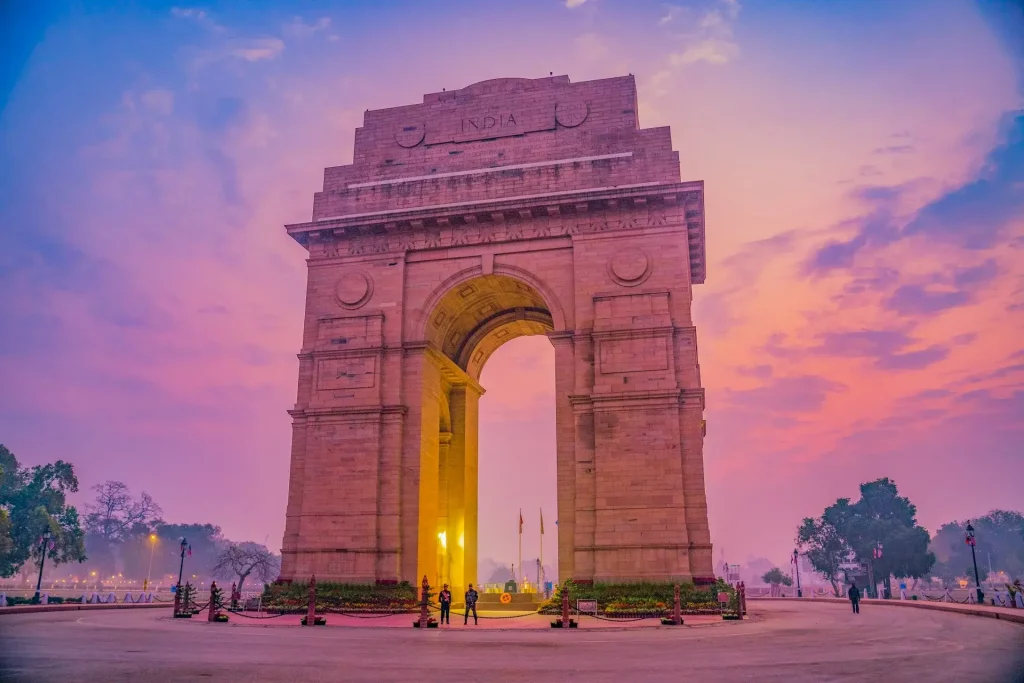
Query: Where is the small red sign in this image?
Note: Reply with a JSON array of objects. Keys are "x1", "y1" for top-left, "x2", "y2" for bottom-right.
[{"x1": 717, "y1": 592, "x2": 729, "y2": 603}]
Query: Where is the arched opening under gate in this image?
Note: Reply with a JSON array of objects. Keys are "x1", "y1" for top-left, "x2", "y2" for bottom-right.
[{"x1": 415, "y1": 273, "x2": 559, "y2": 598}]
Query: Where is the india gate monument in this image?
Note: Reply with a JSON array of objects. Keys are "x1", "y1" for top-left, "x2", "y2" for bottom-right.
[{"x1": 279, "y1": 75, "x2": 713, "y2": 593}]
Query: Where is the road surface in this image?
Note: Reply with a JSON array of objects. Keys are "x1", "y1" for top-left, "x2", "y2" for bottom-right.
[{"x1": 1, "y1": 600, "x2": 1021, "y2": 682}]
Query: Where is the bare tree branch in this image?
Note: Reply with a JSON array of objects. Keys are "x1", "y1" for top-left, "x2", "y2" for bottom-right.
[
  {"x1": 211, "y1": 542, "x2": 280, "y2": 594},
  {"x1": 84, "y1": 481, "x2": 163, "y2": 543}
]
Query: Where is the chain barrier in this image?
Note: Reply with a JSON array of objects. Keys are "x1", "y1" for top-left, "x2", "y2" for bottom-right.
[
  {"x1": 327, "y1": 607, "x2": 419, "y2": 619},
  {"x1": 473, "y1": 611, "x2": 539, "y2": 620},
  {"x1": 582, "y1": 611, "x2": 664, "y2": 623},
  {"x1": 562, "y1": 602, "x2": 730, "y2": 622},
  {"x1": 225, "y1": 610, "x2": 297, "y2": 619},
  {"x1": 218, "y1": 600, "x2": 305, "y2": 619}
]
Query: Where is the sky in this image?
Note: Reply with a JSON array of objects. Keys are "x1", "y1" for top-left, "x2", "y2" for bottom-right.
[{"x1": 1, "y1": 0, "x2": 1021, "y2": 574}]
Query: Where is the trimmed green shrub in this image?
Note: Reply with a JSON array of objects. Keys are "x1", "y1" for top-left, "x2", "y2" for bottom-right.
[
  {"x1": 264, "y1": 581, "x2": 418, "y2": 612},
  {"x1": 539, "y1": 579, "x2": 737, "y2": 615}
]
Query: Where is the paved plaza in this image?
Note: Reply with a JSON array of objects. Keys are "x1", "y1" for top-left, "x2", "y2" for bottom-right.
[{"x1": 2, "y1": 601, "x2": 1022, "y2": 682}]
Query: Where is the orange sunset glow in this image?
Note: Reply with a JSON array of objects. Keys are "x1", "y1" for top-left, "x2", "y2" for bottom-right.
[{"x1": 1, "y1": 0, "x2": 1020, "y2": 574}]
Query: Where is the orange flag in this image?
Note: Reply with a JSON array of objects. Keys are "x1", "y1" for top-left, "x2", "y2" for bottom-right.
[{"x1": 519, "y1": 510, "x2": 523, "y2": 535}]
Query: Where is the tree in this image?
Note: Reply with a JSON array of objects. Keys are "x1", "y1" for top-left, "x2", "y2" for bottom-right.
[
  {"x1": 0, "y1": 509, "x2": 12, "y2": 558},
  {"x1": 0, "y1": 454, "x2": 13, "y2": 558},
  {"x1": 762, "y1": 567, "x2": 793, "y2": 585},
  {"x1": 0, "y1": 444, "x2": 87, "y2": 577},
  {"x1": 761, "y1": 567, "x2": 793, "y2": 597},
  {"x1": 845, "y1": 479, "x2": 934, "y2": 596},
  {"x1": 84, "y1": 480, "x2": 162, "y2": 576},
  {"x1": 797, "y1": 478, "x2": 935, "y2": 598},
  {"x1": 85, "y1": 481, "x2": 162, "y2": 543},
  {"x1": 211, "y1": 542, "x2": 280, "y2": 594},
  {"x1": 797, "y1": 513, "x2": 851, "y2": 596}
]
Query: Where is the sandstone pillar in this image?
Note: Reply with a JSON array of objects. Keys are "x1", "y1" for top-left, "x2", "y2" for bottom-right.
[{"x1": 448, "y1": 384, "x2": 481, "y2": 595}]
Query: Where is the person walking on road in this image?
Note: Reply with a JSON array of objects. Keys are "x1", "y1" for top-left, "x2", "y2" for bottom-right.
[
  {"x1": 438, "y1": 584, "x2": 452, "y2": 625},
  {"x1": 848, "y1": 581, "x2": 861, "y2": 614},
  {"x1": 464, "y1": 583, "x2": 479, "y2": 625}
]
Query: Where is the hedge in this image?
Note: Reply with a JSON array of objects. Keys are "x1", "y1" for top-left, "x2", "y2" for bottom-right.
[
  {"x1": 262, "y1": 581, "x2": 418, "y2": 611},
  {"x1": 538, "y1": 579, "x2": 738, "y2": 615}
]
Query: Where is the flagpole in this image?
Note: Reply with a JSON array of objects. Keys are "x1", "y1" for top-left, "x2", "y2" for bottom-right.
[
  {"x1": 518, "y1": 509, "x2": 523, "y2": 589},
  {"x1": 539, "y1": 508, "x2": 544, "y2": 591}
]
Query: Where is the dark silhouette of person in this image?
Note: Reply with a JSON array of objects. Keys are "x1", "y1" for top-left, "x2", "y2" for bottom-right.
[
  {"x1": 438, "y1": 584, "x2": 452, "y2": 625},
  {"x1": 464, "y1": 583, "x2": 479, "y2": 625},
  {"x1": 848, "y1": 581, "x2": 861, "y2": 614}
]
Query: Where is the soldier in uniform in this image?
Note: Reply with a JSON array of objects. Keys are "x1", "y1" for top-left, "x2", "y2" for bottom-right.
[
  {"x1": 464, "y1": 583, "x2": 479, "y2": 625},
  {"x1": 438, "y1": 584, "x2": 452, "y2": 625}
]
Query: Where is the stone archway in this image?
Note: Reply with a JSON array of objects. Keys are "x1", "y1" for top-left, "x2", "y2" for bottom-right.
[
  {"x1": 414, "y1": 272, "x2": 560, "y2": 597},
  {"x1": 279, "y1": 73, "x2": 715, "y2": 590}
]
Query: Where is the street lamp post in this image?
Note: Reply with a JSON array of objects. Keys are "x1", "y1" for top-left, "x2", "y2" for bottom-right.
[
  {"x1": 177, "y1": 537, "x2": 189, "y2": 588},
  {"x1": 33, "y1": 531, "x2": 52, "y2": 602},
  {"x1": 793, "y1": 549, "x2": 802, "y2": 598},
  {"x1": 965, "y1": 522, "x2": 984, "y2": 604},
  {"x1": 144, "y1": 534, "x2": 157, "y2": 592}
]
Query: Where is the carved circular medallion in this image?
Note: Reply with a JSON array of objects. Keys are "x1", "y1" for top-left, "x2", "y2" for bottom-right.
[
  {"x1": 555, "y1": 101, "x2": 588, "y2": 128},
  {"x1": 608, "y1": 249, "x2": 651, "y2": 287},
  {"x1": 395, "y1": 123, "x2": 425, "y2": 148},
  {"x1": 335, "y1": 272, "x2": 373, "y2": 309}
]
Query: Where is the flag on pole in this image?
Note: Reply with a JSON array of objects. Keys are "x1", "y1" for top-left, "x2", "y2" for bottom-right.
[
  {"x1": 540, "y1": 509, "x2": 544, "y2": 535},
  {"x1": 187, "y1": 545, "x2": 192, "y2": 558},
  {"x1": 519, "y1": 510, "x2": 523, "y2": 534}
]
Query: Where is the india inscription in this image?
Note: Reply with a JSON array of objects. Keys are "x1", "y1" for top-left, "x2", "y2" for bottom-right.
[
  {"x1": 280, "y1": 74, "x2": 714, "y2": 594},
  {"x1": 426, "y1": 106, "x2": 555, "y2": 144}
]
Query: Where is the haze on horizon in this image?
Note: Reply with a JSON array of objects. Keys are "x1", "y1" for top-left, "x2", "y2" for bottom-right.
[{"x1": 1, "y1": 0, "x2": 1021, "y2": 576}]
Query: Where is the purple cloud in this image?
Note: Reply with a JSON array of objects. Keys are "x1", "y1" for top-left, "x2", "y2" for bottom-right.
[
  {"x1": 962, "y1": 363, "x2": 1024, "y2": 384},
  {"x1": 736, "y1": 364, "x2": 773, "y2": 379},
  {"x1": 903, "y1": 113, "x2": 1023, "y2": 249},
  {"x1": 952, "y1": 259, "x2": 1000, "y2": 288},
  {"x1": 815, "y1": 329, "x2": 912, "y2": 358},
  {"x1": 804, "y1": 206, "x2": 900, "y2": 273},
  {"x1": 806, "y1": 113, "x2": 1023, "y2": 275},
  {"x1": 903, "y1": 388, "x2": 951, "y2": 401},
  {"x1": 724, "y1": 375, "x2": 848, "y2": 414},
  {"x1": 767, "y1": 328, "x2": 951, "y2": 371},
  {"x1": 884, "y1": 285, "x2": 971, "y2": 315},
  {"x1": 875, "y1": 345, "x2": 949, "y2": 370}
]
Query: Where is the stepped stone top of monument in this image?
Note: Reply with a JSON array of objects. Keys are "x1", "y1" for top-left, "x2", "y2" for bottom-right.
[{"x1": 306, "y1": 74, "x2": 687, "y2": 223}]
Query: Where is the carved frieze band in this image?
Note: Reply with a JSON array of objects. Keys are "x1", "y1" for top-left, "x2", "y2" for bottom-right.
[{"x1": 306, "y1": 197, "x2": 701, "y2": 260}]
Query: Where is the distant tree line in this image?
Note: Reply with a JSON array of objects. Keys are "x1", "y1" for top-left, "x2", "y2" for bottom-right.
[
  {"x1": 929, "y1": 511, "x2": 1024, "y2": 586},
  {"x1": 0, "y1": 444, "x2": 279, "y2": 590}
]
